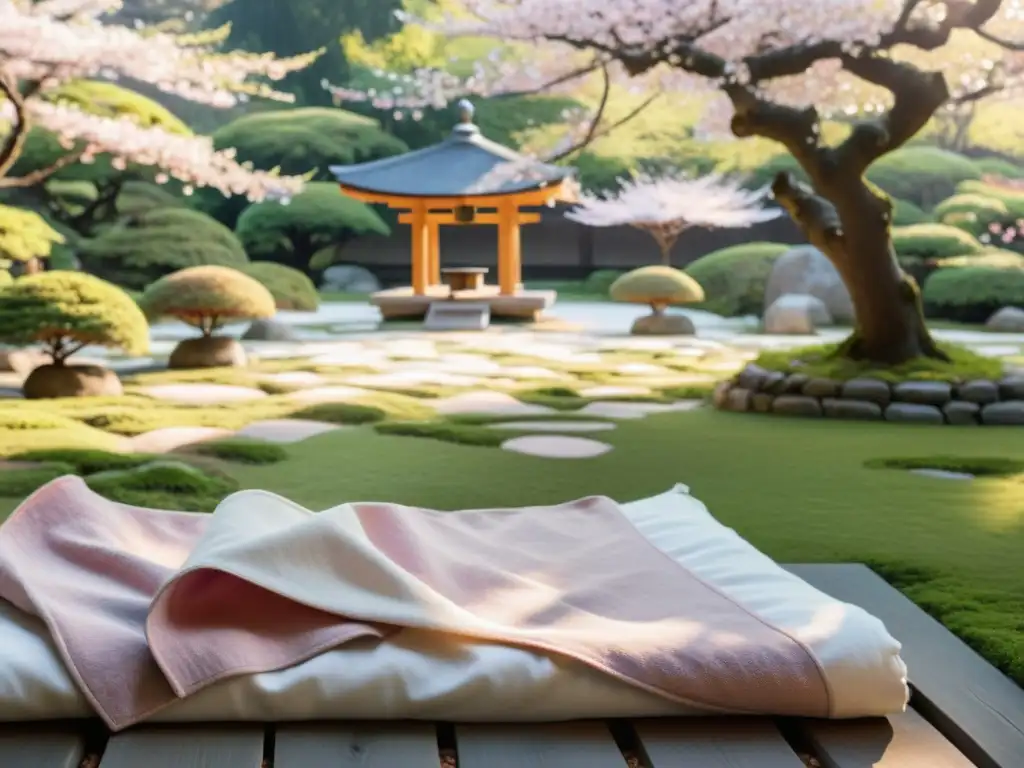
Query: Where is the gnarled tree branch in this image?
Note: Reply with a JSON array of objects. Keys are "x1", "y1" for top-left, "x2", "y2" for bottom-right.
[
  {"x1": 0, "y1": 74, "x2": 29, "y2": 180},
  {"x1": 0, "y1": 147, "x2": 87, "y2": 189},
  {"x1": 770, "y1": 172, "x2": 846, "y2": 257}
]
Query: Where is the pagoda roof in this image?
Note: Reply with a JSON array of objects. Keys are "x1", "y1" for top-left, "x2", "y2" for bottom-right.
[{"x1": 329, "y1": 119, "x2": 575, "y2": 199}]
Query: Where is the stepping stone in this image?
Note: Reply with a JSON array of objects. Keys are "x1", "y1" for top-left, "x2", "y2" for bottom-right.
[
  {"x1": 500, "y1": 435, "x2": 613, "y2": 459},
  {"x1": 138, "y1": 384, "x2": 267, "y2": 404},
  {"x1": 286, "y1": 385, "x2": 375, "y2": 403},
  {"x1": 260, "y1": 371, "x2": 327, "y2": 387},
  {"x1": 614, "y1": 363, "x2": 672, "y2": 376},
  {"x1": 236, "y1": 419, "x2": 341, "y2": 443},
  {"x1": 345, "y1": 371, "x2": 483, "y2": 388},
  {"x1": 127, "y1": 426, "x2": 233, "y2": 453},
  {"x1": 432, "y1": 391, "x2": 555, "y2": 416},
  {"x1": 497, "y1": 366, "x2": 567, "y2": 380},
  {"x1": 578, "y1": 385, "x2": 651, "y2": 398},
  {"x1": 910, "y1": 468, "x2": 975, "y2": 481},
  {"x1": 487, "y1": 420, "x2": 616, "y2": 433}
]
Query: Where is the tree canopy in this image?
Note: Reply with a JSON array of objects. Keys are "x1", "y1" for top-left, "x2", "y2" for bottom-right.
[{"x1": 138, "y1": 265, "x2": 277, "y2": 334}]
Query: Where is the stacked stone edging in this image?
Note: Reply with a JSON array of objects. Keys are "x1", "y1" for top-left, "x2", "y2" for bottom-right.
[{"x1": 713, "y1": 364, "x2": 1024, "y2": 425}]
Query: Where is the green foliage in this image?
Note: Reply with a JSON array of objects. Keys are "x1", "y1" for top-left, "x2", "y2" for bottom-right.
[
  {"x1": 240, "y1": 262, "x2": 320, "y2": 311},
  {"x1": 0, "y1": 205, "x2": 64, "y2": 264},
  {"x1": 890, "y1": 223, "x2": 984, "y2": 266},
  {"x1": 200, "y1": 108, "x2": 407, "y2": 226},
  {"x1": 743, "y1": 155, "x2": 806, "y2": 190},
  {"x1": 956, "y1": 180, "x2": 1024, "y2": 218},
  {"x1": 922, "y1": 266, "x2": 1024, "y2": 323},
  {"x1": 7, "y1": 448, "x2": 154, "y2": 474},
  {"x1": 934, "y1": 193, "x2": 1008, "y2": 225},
  {"x1": 42, "y1": 80, "x2": 190, "y2": 133},
  {"x1": 565, "y1": 152, "x2": 632, "y2": 194},
  {"x1": 684, "y1": 242, "x2": 791, "y2": 317},
  {"x1": 138, "y1": 265, "x2": 277, "y2": 324},
  {"x1": 890, "y1": 198, "x2": 931, "y2": 226},
  {"x1": 188, "y1": 438, "x2": 288, "y2": 465},
  {"x1": 864, "y1": 456, "x2": 1024, "y2": 476},
  {"x1": 754, "y1": 341, "x2": 1004, "y2": 382},
  {"x1": 972, "y1": 156, "x2": 1024, "y2": 179},
  {"x1": 0, "y1": 463, "x2": 75, "y2": 497},
  {"x1": 865, "y1": 146, "x2": 983, "y2": 208},
  {"x1": 87, "y1": 460, "x2": 238, "y2": 512},
  {"x1": 374, "y1": 420, "x2": 508, "y2": 447},
  {"x1": 610, "y1": 266, "x2": 706, "y2": 305},
  {"x1": 235, "y1": 182, "x2": 389, "y2": 272},
  {"x1": 0, "y1": 271, "x2": 149, "y2": 356},
  {"x1": 288, "y1": 402, "x2": 389, "y2": 424},
  {"x1": 582, "y1": 269, "x2": 625, "y2": 296},
  {"x1": 934, "y1": 249, "x2": 1024, "y2": 269},
  {"x1": 115, "y1": 181, "x2": 187, "y2": 216},
  {"x1": 0, "y1": 270, "x2": 12, "y2": 287},
  {"x1": 78, "y1": 208, "x2": 249, "y2": 289}
]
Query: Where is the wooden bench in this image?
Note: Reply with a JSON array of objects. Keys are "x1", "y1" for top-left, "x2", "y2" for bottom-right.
[
  {"x1": 2, "y1": 564, "x2": 1022, "y2": 767},
  {"x1": 441, "y1": 267, "x2": 488, "y2": 293}
]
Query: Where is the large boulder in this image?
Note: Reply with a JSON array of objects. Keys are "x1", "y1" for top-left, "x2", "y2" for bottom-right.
[
  {"x1": 23, "y1": 364, "x2": 123, "y2": 399},
  {"x1": 630, "y1": 313, "x2": 696, "y2": 335},
  {"x1": 242, "y1": 319, "x2": 298, "y2": 342},
  {"x1": 986, "y1": 306, "x2": 1024, "y2": 332},
  {"x1": 169, "y1": 337, "x2": 248, "y2": 369},
  {"x1": 763, "y1": 293, "x2": 831, "y2": 334},
  {"x1": 764, "y1": 246, "x2": 854, "y2": 324},
  {"x1": 321, "y1": 264, "x2": 381, "y2": 294}
]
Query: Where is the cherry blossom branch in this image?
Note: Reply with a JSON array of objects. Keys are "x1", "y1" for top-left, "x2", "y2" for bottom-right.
[
  {"x1": 0, "y1": 73, "x2": 28, "y2": 179},
  {"x1": 545, "y1": 64, "x2": 611, "y2": 162},
  {"x1": 546, "y1": 88, "x2": 661, "y2": 163}
]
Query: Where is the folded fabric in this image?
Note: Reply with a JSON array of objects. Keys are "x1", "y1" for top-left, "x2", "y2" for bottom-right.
[{"x1": 0, "y1": 479, "x2": 909, "y2": 729}]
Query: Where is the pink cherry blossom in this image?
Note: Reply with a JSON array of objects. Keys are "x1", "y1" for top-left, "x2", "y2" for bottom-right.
[{"x1": 0, "y1": 0, "x2": 316, "y2": 200}]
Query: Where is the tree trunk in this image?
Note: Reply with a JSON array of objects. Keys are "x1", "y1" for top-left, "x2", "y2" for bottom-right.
[{"x1": 775, "y1": 173, "x2": 945, "y2": 364}]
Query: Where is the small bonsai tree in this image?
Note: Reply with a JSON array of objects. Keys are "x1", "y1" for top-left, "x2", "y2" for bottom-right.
[
  {"x1": 0, "y1": 271, "x2": 149, "y2": 398},
  {"x1": 138, "y1": 265, "x2": 276, "y2": 369},
  {"x1": 0, "y1": 205, "x2": 65, "y2": 276},
  {"x1": 240, "y1": 262, "x2": 320, "y2": 311},
  {"x1": 609, "y1": 266, "x2": 705, "y2": 336},
  {"x1": 565, "y1": 171, "x2": 781, "y2": 266}
]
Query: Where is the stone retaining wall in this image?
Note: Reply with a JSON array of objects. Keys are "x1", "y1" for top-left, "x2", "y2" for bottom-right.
[{"x1": 713, "y1": 364, "x2": 1024, "y2": 425}]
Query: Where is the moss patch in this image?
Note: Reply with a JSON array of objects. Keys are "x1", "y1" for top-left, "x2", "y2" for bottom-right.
[
  {"x1": 288, "y1": 402, "x2": 388, "y2": 425},
  {"x1": 186, "y1": 438, "x2": 288, "y2": 465},
  {"x1": 87, "y1": 460, "x2": 238, "y2": 512},
  {"x1": 753, "y1": 341, "x2": 1004, "y2": 383},
  {"x1": 0, "y1": 462, "x2": 75, "y2": 496},
  {"x1": 373, "y1": 420, "x2": 507, "y2": 447},
  {"x1": 8, "y1": 448, "x2": 153, "y2": 474},
  {"x1": 657, "y1": 383, "x2": 716, "y2": 399},
  {"x1": 865, "y1": 456, "x2": 1024, "y2": 477}
]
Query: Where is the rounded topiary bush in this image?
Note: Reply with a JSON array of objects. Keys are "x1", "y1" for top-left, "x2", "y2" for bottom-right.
[
  {"x1": 865, "y1": 146, "x2": 983, "y2": 208},
  {"x1": 891, "y1": 223, "x2": 986, "y2": 280},
  {"x1": 933, "y1": 193, "x2": 1009, "y2": 238},
  {"x1": 956, "y1": 180, "x2": 1024, "y2": 218},
  {"x1": 583, "y1": 269, "x2": 625, "y2": 296},
  {"x1": 240, "y1": 262, "x2": 319, "y2": 311},
  {"x1": 0, "y1": 271, "x2": 149, "y2": 398},
  {"x1": 684, "y1": 242, "x2": 791, "y2": 317},
  {"x1": 137, "y1": 265, "x2": 276, "y2": 369},
  {"x1": 78, "y1": 207, "x2": 250, "y2": 290},
  {"x1": 922, "y1": 266, "x2": 1024, "y2": 323},
  {"x1": 610, "y1": 266, "x2": 705, "y2": 335},
  {"x1": 890, "y1": 198, "x2": 931, "y2": 226},
  {"x1": 933, "y1": 249, "x2": 1024, "y2": 270}
]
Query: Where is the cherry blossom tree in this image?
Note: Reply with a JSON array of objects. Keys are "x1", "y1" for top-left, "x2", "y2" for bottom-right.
[
  {"x1": 565, "y1": 171, "x2": 781, "y2": 265},
  {"x1": 407, "y1": 0, "x2": 1024, "y2": 365},
  {"x1": 0, "y1": 0, "x2": 319, "y2": 201}
]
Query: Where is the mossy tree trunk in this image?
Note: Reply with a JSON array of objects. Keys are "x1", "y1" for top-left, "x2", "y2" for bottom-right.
[{"x1": 594, "y1": 0, "x2": 1012, "y2": 366}]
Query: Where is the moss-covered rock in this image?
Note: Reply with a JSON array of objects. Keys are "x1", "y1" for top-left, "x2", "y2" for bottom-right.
[
  {"x1": 0, "y1": 271, "x2": 149, "y2": 370},
  {"x1": 235, "y1": 183, "x2": 390, "y2": 273},
  {"x1": 922, "y1": 266, "x2": 1024, "y2": 323},
  {"x1": 78, "y1": 208, "x2": 250, "y2": 290},
  {"x1": 239, "y1": 262, "x2": 320, "y2": 311},
  {"x1": 684, "y1": 242, "x2": 791, "y2": 317}
]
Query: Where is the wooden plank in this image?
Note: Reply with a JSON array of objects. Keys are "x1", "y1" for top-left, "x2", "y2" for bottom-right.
[
  {"x1": 455, "y1": 722, "x2": 624, "y2": 768},
  {"x1": 787, "y1": 563, "x2": 1024, "y2": 768},
  {"x1": 273, "y1": 722, "x2": 439, "y2": 768},
  {"x1": 797, "y1": 707, "x2": 974, "y2": 767},
  {"x1": 0, "y1": 728, "x2": 85, "y2": 768},
  {"x1": 99, "y1": 726, "x2": 264, "y2": 768},
  {"x1": 632, "y1": 717, "x2": 805, "y2": 767}
]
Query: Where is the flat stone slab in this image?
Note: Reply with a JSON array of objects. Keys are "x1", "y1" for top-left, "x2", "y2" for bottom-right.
[
  {"x1": 497, "y1": 366, "x2": 568, "y2": 380},
  {"x1": 345, "y1": 371, "x2": 483, "y2": 388},
  {"x1": 500, "y1": 435, "x2": 613, "y2": 459},
  {"x1": 578, "y1": 385, "x2": 652, "y2": 398},
  {"x1": 578, "y1": 400, "x2": 705, "y2": 419},
  {"x1": 235, "y1": 419, "x2": 341, "y2": 443},
  {"x1": 910, "y1": 468, "x2": 976, "y2": 481},
  {"x1": 614, "y1": 363, "x2": 672, "y2": 375},
  {"x1": 128, "y1": 426, "x2": 233, "y2": 453},
  {"x1": 432, "y1": 391, "x2": 555, "y2": 416},
  {"x1": 260, "y1": 371, "x2": 327, "y2": 388},
  {"x1": 286, "y1": 385, "x2": 375, "y2": 403},
  {"x1": 138, "y1": 384, "x2": 267, "y2": 404}
]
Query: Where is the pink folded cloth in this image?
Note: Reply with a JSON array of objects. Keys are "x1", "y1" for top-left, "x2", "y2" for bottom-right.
[{"x1": 0, "y1": 476, "x2": 830, "y2": 730}]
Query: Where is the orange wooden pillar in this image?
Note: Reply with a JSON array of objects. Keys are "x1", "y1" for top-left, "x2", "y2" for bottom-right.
[
  {"x1": 409, "y1": 204, "x2": 429, "y2": 295},
  {"x1": 427, "y1": 220, "x2": 441, "y2": 285},
  {"x1": 497, "y1": 200, "x2": 521, "y2": 295}
]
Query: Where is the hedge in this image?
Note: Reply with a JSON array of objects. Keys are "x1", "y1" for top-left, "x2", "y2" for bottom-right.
[
  {"x1": 240, "y1": 262, "x2": 320, "y2": 311},
  {"x1": 922, "y1": 266, "x2": 1024, "y2": 323},
  {"x1": 684, "y1": 242, "x2": 791, "y2": 317}
]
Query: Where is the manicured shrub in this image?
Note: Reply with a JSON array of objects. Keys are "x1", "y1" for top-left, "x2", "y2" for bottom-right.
[
  {"x1": 890, "y1": 223, "x2": 985, "y2": 266},
  {"x1": 583, "y1": 269, "x2": 625, "y2": 295},
  {"x1": 933, "y1": 249, "x2": 1024, "y2": 270},
  {"x1": 0, "y1": 271, "x2": 149, "y2": 397},
  {"x1": 972, "y1": 157, "x2": 1024, "y2": 179},
  {"x1": 684, "y1": 241, "x2": 791, "y2": 317},
  {"x1": 79, "y1": 207, "x2": 250, "y2": 289},
  {"x1": 865, "y1": 146, "x2": 983, "y2": 208},
  {"x1": 956, "y1": 180, "x2": 1024, "y2": 218},
  {"x1": 935, "y1": 193, "x2": 1009, "y2": 223},
  {"x1": 0, "y1": 271, "x2": 149, "y2": 363},
  {"x1": 188, "y1": 438, "x2": 288, "y2": 465},
  {"x1": 611, "y1": 266, "x2": 705, "y2": 308},
  {"x1": 199, "y1": 108, "x2": 408, "y2": 227},
  {"x1": 890, "y1": 198, "x2": 931, "y2": 226},
  {"x1": 138, "y1": 265, "x2": 276, "y2": 368},
  {"x1": 235, "y1": 183, "x2": 389, "y2": 273},
  {"x1": 0, "y1": 204, "x2": 64, "y2": 271},
  {"x1": 240, "y1": 262, "x2": 320, "y2": 311},
  {"x1": 922, "y1": 266, "x2": 1024, "y2": 323}
]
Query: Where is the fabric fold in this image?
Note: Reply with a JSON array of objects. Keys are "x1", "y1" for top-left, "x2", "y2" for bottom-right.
[{"x1": 0, "y1": 476, "x2": 835, "y2": 731}]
